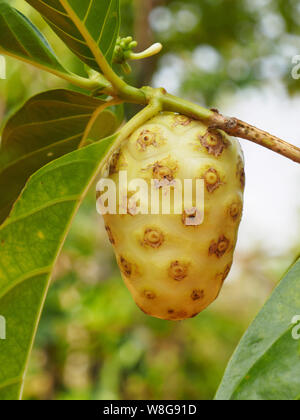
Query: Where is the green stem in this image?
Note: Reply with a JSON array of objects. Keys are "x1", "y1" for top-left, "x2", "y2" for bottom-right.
[
  {"x1": 161, "y1": 93, "x2": 214, "y2": 120},
  {"x1": 63, "y1": 72, "x2": 110, "y2": 91},
  {"x1": 60, "y1": 0, "x2": 146, "y2": 104},
  {"x1": 0, "y1": 50, "x2": 111, "y2": 92}
]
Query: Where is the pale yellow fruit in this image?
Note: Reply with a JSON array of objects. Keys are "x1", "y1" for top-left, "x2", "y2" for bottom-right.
[{"x1": 98, "y1": 112, "x2": 245, "y2": 321}]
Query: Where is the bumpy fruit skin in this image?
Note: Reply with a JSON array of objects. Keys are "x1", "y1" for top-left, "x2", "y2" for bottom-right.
[{"x1": 99, "y1": 112, "x2": 245, "y2": 321}]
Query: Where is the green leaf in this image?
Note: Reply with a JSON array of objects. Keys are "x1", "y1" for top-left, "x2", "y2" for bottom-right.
[
  {"x1": 0, "y1": 89, "x2": 122, "y2": 225},
  {"x1": 0, "y1": 134, "x2": 116, "y2": 400},
  {"x1": 215, "y1": 258, "x2": 300, "y2": 400},
  {"x1": 25, "y1": 0, "x2": 120, "y2": 72},
  {"x1": 0, "y1": 1, "x2": 69, "y2": 75}
]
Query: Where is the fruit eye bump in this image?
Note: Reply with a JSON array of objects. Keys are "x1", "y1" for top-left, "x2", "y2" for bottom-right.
[
  {"x1": 0, "y1": 0, "x2": 299, "y2": 400},
  {"x1": 98, "y1": 113, "x2": 244, "y2": 320}
]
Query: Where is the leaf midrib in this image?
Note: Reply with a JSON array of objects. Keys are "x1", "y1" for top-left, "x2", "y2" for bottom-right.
[{"x1": 4, "y1": 14, "x2": 33, "y2": 59}]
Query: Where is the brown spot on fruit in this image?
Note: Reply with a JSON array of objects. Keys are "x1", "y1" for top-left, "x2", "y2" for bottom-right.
[
  {"x1": 229, "y1": 202, "x2": 242, "y2": 221},
  {"x1": 137, "y1": 130, "x2": 157, "y2": 150},
  {"x1": 98, "y1": 112, "x2": 244, "y2": 321},
  {"x1": 177, "y1": 310, "x2": 188, "y2": 319},
  {"x1": 218, "y1": 238, "x2": 230, "y2": 254},
  {"x1": 216, "y1": 263, "x2": 232, "y2": 284},
  {"x1": 203, "y1": 168, "x2": 221, "y2": 193},
  {"x1": 209, "y1": 235, "x2": 230, "y2": 258},
  {"x1": 151, "y1": 157, "x2": 178, "y2": 182},
  {"x1": 119, "y1": 256, "x2": 132, "y2": 277},
  {"x1": 109, "y1": 151, "x2": 120, "y2": 175},
  {"x1": 168, "y1": 310, "x2": 188, "y2": 320},
  {"x1": 199, "y1": 130, "x2": 228, "y2": 156},
  {"x1": 222, "y1": 264, "x2": 232, "y2": 281},
  {"x1": 153, "y1": 163, "x2": 174, "y2": 182},
  {"x1": 173, "y1": 114, "x2": 193, "y2": 127},
  {"x1": 144, "y1": 290, "x2": 156, "y2": 300},
  {"x1": 143, "y1": 228, "x2": 164, "y2": 248},
  {"x1": 191, "y1": 289, "x2": 204, "y2": 301},
  {"x1": 237, "y1": 157, "x2": 245, "y2": 189},
  {"x1": 182, "y1": 208, "x2": 203, "y2": 226},
  {"x1": 105, "y1": 225, "x2": 115, "y2": 245},
  {"x1": 169, "y1": 261, "x2": 188, "y2": 281}
]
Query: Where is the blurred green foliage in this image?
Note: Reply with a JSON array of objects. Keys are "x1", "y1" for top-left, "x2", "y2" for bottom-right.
[
  {"x1": 0, "y1": 0, "x2": 299, "y2": 400},
  {"x1": 21, "y1": 187, "x2": 297, "y2": 400},
  {"x1": 120, "y1": 0, "x2": 300, "y2": 105}
]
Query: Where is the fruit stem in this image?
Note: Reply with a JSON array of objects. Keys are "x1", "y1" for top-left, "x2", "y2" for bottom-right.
[
  {"x1": 160, "y1": 93, "x2": 300, "y2": 164},
  {"x1": 161, "y1": 93, "x2": 214, "y2": 120},
  {"x1": 207, "y1": 112, "x2": 300, "y2": 164}
]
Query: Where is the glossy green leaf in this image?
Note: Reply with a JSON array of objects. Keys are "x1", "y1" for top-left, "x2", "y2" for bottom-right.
[
  {"x1": 0, "y1": 89, "x2": 122, "y2": 225},
  {"x1": 0, "y1": 1, "x2": 69, "y2": 75},
  {"x1": 0, "y1": 134, "x2": 116, "y2": 400},
  {"x1": 216, "y1": 258, "x2": 300, "y2": 400},
  {"x1": 25, "y1": 0, "x2": 120, "y2": 71}
]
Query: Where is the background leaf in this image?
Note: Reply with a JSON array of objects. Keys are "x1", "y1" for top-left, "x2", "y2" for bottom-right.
[
  {"x1": 215, "y1": 258, "x2": 300, "y2": 400},
  {"x1": 0, "y1": 89, "x2": 123, "y2": 225},
  {"x1": 0, "y1": 1, "x2": 68, "y2": 75},
  {"x1": 0, "y1": 134, "x2": 116, "y2": 400},
  {"x1": 25, "y1": 0, "x2": 120, "y2": 72}
]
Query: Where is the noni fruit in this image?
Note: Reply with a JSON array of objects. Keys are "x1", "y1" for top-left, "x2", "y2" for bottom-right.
[{"x1": 97, "y1": 112, "x2": 245, "y2": 321}]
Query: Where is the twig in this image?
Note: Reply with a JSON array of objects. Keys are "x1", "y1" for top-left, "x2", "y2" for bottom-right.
[{"x1": 209, "y1": 111, "x2": 300, "y2": 164}]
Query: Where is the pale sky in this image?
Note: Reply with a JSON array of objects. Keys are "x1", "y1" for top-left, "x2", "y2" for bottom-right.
[{"x1": 223, "y1": 83, "x2": 300, "y2": 255}]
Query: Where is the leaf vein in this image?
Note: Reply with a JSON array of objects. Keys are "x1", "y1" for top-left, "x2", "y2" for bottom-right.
[
  {"x1": 5, "y1": 113, "x2": 92, "y2": 132},
  {"x1": 97, "y1": 0, "x2": 113, "y2": 45},
  {"x1": 0, "y1": 132, "x2": 85, "y2": 176},
  {"x1": 36, "y1": 0, "x2": 69, "y2": 17},
  {"x1": 83, "y1": 0, "x2": 93, "y2": 24},
  {"x1": 1, "y1": 196, "x2": 80, "y2": 230},
  {"x1": 0, "y1": 267, "x2": 51, "y2": 301}
]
